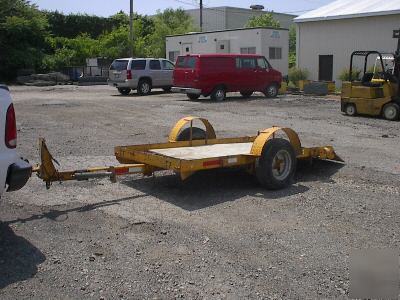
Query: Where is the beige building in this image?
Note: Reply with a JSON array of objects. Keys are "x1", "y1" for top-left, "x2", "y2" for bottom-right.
[
  {"x1": 294, "y1": 0, "x2": 400, "y2": 86},
  {"x1": 186, "y1": 6, "x2": 295, "y2": 32},
  {"x1": 166, "y1": 27, "x2": 289, "y2": 75}
]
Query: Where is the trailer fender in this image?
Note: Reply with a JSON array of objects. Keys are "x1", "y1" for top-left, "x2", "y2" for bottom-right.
[
  {"x1": 250, "y1": 127, "x2": 302, "y2": 157},
  {"x1": 168, "y1": 116, "x2": 216, "y2": 142}
]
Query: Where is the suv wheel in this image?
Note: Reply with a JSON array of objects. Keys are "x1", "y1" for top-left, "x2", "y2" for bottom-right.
[
  {"x1": 211, "y1": 86, "x2": 226, "y2": 102},
  {"x1": 138, "y1": 80, "x2": 152, "y2": 96},
  {"x1": 118, "y1": 88, "x2": 131, "y2": 95},
  {"x1": 265, "y1": 84, "x2": 278, "y2": 98}
]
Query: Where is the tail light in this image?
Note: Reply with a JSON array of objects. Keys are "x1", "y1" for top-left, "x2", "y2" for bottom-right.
[
  {"x1": 127, "y1": 69, "x2": 132, "y2": 80},
  {"x1": 5, "y1": 103, "x2": 17, "y2": 148}
]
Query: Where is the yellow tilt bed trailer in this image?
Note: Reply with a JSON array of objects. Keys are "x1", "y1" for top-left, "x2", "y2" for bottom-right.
[{"x1": 33, "y1": 116, "x2": 343, "y2": 190}]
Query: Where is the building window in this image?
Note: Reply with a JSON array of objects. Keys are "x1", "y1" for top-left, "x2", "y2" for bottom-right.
[
  {"x1": 168, "y1": 51, "x2": 180, "y2": 63},
  {"x1": 269, "y1": 47, "x2": 282, "y2": 60},
  {"x1": 220, "y1": 44, "x2": 225, "y2": 50},
  {"x1": 240, "y1": 47, "x2": 256, "y2": 54}
]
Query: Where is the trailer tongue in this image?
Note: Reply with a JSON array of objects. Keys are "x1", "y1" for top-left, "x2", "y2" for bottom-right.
[{"x1": 33, "y1": 116, "x2": 343, "y2": 190}]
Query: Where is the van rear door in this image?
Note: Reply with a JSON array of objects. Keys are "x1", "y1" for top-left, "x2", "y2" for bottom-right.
[
  {"x1": 109, "y1": 59, "x2": 129, "y2": 82},
  {"x1": 173, "y1": 56, "x2": 198, "y2": 87}
]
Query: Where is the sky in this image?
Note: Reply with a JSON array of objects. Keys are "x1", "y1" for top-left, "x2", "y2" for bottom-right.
[{"x1": 31, "y1": 0, "x2": 334, "y2": 17}]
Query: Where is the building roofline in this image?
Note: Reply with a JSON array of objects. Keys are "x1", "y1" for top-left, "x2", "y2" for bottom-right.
[
  {"x1": 294, "y1": 9, "x2": 400, "y2": 23},
  {"x1": 185, "y1": 6, "x2": 296, "y2": 17},
  {"x1": 166, "y1": 26, "x2": 288, "y2": 38}
]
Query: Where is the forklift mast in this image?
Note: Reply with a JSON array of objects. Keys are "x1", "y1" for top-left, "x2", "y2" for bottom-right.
[{"x1": 394, "y1": 29, "x2": 400, "y2": 97}]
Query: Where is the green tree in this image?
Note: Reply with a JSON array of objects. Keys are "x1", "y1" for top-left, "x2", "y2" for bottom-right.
[
  {"x1": 245, "y1": 13, "x2": 280, "y2": 28},
  {"x1": 289, "y1": 25, "x2": 296, "y2": 68},
  {"x1": 0, "y1": 0, "x2": 49, "y2": 80},
  {"x1": 146, "y1": 9, "x2": 197, "y2": 57}
]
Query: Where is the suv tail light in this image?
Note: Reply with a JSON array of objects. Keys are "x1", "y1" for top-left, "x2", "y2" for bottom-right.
[
  {"x1": 5, "y1": 103, "x2": 17, "y2": 148},
  {"x1": 127, "y1": 69, "x2": 132, "y2": 80}
]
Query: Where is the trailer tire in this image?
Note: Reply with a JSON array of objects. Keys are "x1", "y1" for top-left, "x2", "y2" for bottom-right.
[
  {"x1": 118, "y1": 88, "x2": 131, "y2": 95},
  {"x1": 382, "y1": 103, "x2": 399, "y2": 121},
  {"x1": 255, "y1": 138, "x2": 296, "y2": 190},
  {"x1": 176, "y1": 127, "x2": 207, "y2": 141}
]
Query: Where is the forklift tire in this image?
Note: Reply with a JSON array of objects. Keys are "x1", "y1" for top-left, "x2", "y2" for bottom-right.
[
  {"x1": 118, "y1": 88, "x2": 131, "y2": 95},
  {"x1": 344, "y1": 103, "x2": 357, "y2": 116},
  {"x1": 382, "y1": 103, "x2": 400, "y2": 121},
  {"x1": 176, "y1": 127, "x2": 207, "y2": 141},
  {"x1": 255, "y1": 138, "x2": 296, "y2": 190}
]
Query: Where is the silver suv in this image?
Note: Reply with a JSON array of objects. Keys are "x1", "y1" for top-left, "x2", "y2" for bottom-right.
[{"x1": 108, "y1": 58, "x2": 175, "y2": 95}]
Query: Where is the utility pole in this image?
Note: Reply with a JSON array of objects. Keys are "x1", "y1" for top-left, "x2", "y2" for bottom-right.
[
  {"x1": 129, "y1": 0, "x2": 134, "y2": 57},
  {"x1": 200, "y1": 0, "x2": 203, "y2": 32}
]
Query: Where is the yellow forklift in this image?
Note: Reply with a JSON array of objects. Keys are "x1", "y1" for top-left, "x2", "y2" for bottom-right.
[{"x1": 341, "y1": 29, "x2": 400, "y2": 121}]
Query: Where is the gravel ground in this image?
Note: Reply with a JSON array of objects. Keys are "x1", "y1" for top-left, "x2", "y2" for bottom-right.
[{"x1": 1, "y1": 85, "x2": 399, "y2": 299}]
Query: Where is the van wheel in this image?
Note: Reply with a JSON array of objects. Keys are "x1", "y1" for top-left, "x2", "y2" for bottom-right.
[
  {"x1": 240, "y1": 91, "x2": 253, "y2": 98},
  {"x1": 138, "y1": 79, "x2": 152, "y2": 96},
  {"x1": 176, "y1": 127, "x2": 207, "y2": 141},
  {"x1": 211, "y1": 86, "x2": 226, "y2": 102},
  {"x1": 187, "y1": 93, "x2": 200, "y2": 100},
  {"x1": 345, "y1": 103, "x2": 357, "y2": 116},
  {"x1": 383, "y1": 103, "x2": 400, "y2": 121},
  {"x1": 255, "y1": 138, "x2": 296, "y2": 190},
  {"x1": 118, "y1": 88, "x2": 131, "y2": 95},
  {"x1": 264, "y1": 84, "x2": 278, "y2": 98}
]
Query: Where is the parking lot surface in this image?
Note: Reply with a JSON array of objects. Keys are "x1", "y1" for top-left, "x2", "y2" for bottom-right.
[{"x1": 1, "y1": 85, "x2": 399, "y2": 299}]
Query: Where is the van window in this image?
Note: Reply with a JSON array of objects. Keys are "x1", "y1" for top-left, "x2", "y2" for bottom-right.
[
  {"x1": 149, "y1": 60, "x2": 161, "y2": 70},
  {"x1": 186, "y1": 57, "x2": 197, "y2": 69},
  {"x1": 257, "y1": 58, "x2": 268, "y2": 69},
  {"x1": 236, "y1": 58, "x2": 257, "y2": 69},
  {"x1": 110, "y1": 60, "x2": 129, "y2": 71},
  {"x1": 176, "y1": 57, "x2": 186, "y2": 68},
  {"x1": 175, "y1": 56, "x2": 197, "y2": 69},
  {"x1": 131, "y1": 60, "x2": 146, "y2": 70}
]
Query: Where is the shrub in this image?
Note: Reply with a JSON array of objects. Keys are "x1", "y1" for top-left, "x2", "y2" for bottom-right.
[
  {"x1": 288, "y1": 67, "x2": 309, "y2": 82},
  {"x1": 338, "y1": 68, "x2": 361, "y2": 81}
]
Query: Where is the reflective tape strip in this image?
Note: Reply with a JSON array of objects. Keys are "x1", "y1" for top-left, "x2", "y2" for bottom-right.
[
  {"x1": 128, "y1": 167, "x2": 143, "y2": 173},
  {"x1": 203, "y1": 159, "x2": 222, "y2": 167},
  {"x1": 227, "y1": 157, "x2": 238, "y2": 164}
]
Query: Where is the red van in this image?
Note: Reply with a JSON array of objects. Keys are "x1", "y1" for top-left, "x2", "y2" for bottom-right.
[{"x1": 172, "y1": 54, "x2": 282, "y2": 101}]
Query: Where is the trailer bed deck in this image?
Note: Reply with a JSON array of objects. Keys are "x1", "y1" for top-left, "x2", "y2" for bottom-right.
[{"x1": 149, "y1": 142, "x2": 253, "y2": 160}]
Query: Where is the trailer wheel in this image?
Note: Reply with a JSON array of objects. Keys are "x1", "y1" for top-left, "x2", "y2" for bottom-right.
[
  {"x1": 176, "y1": 127, "x2": 207, "y2": 141},
  {"x1": 382, "y1": 103, "x2": 400, "y2": 121},
  {"x1": 118, "y1": 88, "x2": 131, "y2": 95},
  {"x1": 255, "y1": 138, "x2": 296, "y2": 190}
]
